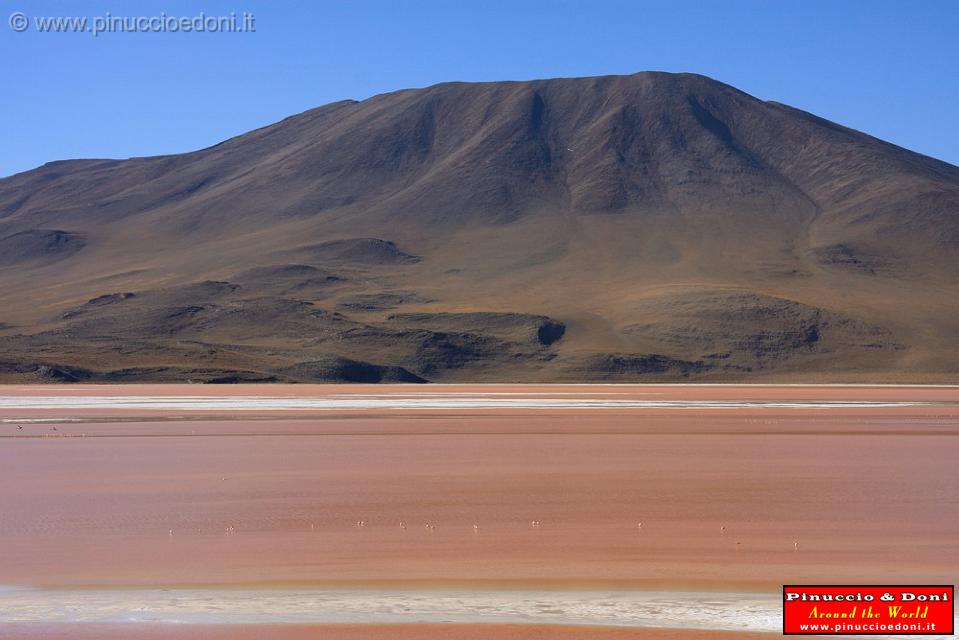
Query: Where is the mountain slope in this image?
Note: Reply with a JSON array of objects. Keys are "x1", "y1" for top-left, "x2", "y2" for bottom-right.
[{"x1": 1, "y1": 71, "x2": 957, "y2": 382}]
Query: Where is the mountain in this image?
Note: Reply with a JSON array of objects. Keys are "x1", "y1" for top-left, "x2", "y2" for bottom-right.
[{"x1": 1, "y1": 71, "x2": 957, "y2": 383}]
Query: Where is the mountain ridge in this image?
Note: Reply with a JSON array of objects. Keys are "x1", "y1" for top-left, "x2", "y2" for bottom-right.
[{"x1": 1, "y1": 71, "x2": 956, "y2": 383}]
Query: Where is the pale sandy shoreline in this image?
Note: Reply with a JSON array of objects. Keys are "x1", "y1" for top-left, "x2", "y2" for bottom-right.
[{"x1": 0, "y1": 586, "x2": 782, "y2": 629}]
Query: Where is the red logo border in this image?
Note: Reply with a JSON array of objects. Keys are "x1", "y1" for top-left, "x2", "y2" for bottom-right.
[{"x1": 782, "y1": 584, "x2": 955, "y2": 636}]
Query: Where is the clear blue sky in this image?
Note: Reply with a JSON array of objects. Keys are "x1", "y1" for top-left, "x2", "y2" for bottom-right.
[{"x1": 2, "y1": 0, "x2": 957, "y2": 178}]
